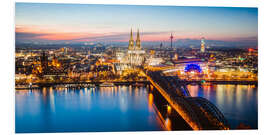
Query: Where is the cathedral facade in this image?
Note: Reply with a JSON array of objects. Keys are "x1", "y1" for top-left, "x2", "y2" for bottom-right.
[{"x1": 127, "y1": 29, "x2": 145, "y2": 66}]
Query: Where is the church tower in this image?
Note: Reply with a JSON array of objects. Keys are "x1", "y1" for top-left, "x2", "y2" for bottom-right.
[
  {"x1": 128, "y1": 29, "x2": 134, "y2": 50},
  {"x1": 136, "y1": 29, "x2": 141, "y2": 50},
  {"x1": 125, "y1": 28, "x2": 146, "y2": 66}
]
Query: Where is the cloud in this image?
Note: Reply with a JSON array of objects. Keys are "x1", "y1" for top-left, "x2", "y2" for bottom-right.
[
  {"x1": 56, "y1": 31, "x2": 171, "y2": 42},
  {"x1": 72, "y1": 33, "x2": 128, "y2": 42},
  {"x1": 173, "y1": 37, "x2": 258, "y2": 47},
  {"x1": 15, "y1": 30, "x2": 258, "y2": 48},
  {"x1": 15, "y1": 32, "x2": 48, "y2": 39},
  {"x1": 225, "y1": 36, "x2": 258, "y2": 42}
]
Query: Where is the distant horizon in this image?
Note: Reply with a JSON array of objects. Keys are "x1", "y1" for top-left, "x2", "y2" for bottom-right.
[
  {"x1": 15, "y1": 37, "x2": 258, "y2": 49},
  {"x1": 15, "y1": 3, "x2": 258, "y2": 47}
]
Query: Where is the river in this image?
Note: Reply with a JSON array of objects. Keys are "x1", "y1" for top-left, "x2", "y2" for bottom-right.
[{"x1": 15, "y1": 84, "x2": 257, "y2": 133}]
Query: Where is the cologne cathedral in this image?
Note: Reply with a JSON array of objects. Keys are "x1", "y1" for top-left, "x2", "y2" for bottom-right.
[{"x1": 127, "y1": 28, "x2": 145, "y2": 66}]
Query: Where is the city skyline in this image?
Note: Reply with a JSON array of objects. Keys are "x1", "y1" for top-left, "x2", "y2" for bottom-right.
[
  {"x1": 15, "y1": 3, "x2": 258, "y2": 133},
  {"x1": 16, "y1": 3, "x2": 258, "y2": 47}
]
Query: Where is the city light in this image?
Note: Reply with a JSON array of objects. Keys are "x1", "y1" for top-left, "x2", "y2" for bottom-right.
[{"x1": 15, "y1": 4, "x2": 258, "y2": 132}]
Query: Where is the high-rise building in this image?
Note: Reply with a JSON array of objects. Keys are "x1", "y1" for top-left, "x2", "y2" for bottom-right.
[
  {"x1": 201, "y1": 37, "x2": 205, "y2": 53},
  {"x1": 160, "y1": 43, "x2": 163, "y2": 49},
  {"x1": 40, "y1": 51, "x2": 48, "y2": 74}
]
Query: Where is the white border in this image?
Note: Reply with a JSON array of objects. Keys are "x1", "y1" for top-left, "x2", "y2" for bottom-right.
[
  {"x1": 1, "y1": 0, "x2": 268, "y2": 135},
  {"x1": 15, "y1": 0, "x2": 258, "y2": 7}
]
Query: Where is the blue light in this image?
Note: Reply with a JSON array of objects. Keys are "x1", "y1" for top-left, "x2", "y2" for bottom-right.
[{"x1": 184, "y1": 64, "x2": 202, "y2": 73}]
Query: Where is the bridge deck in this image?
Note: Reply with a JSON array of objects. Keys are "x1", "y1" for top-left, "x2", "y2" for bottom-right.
[{"x1": 144, "y1": 70, "x2": 229, "y2": 130}]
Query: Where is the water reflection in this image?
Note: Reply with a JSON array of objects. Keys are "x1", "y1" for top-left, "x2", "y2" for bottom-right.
[
  {"x1": 187, "y1": 84, "x2": 258, "y2": 129},
  {"x1": 16, "y1": 84, "x2": 256, "y2": 132},
  {"x1": 165, "y1": 117, "x2": 172, "y2": 131},
  {"x1": 148, "y1": 93, "x2": 154, "y2": 112},
  {"x1": 15, "y1": 86, "x2": 163, "y2": 133}
]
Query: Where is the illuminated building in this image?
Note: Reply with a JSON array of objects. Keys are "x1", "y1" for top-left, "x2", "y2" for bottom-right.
[
  {"x1": 40, "y1": 51, "x2": 49, "y2": 75},
  {"x1": 116, "y1": 52, "x2": 125, "y2": 61},
  {"x1": 51, "y1": 55, "x2": 61, "y2": 68},
  {"x1": 114, "y1": 29, "x2": 146, "y2": 73},
  {"x1": 201, "y1": 37, "x2": 205, "y2": 53},
  {"x1": 146, "y1": 58, "x2": 164, "y2": 66},
  {"x1": 127, "y1": 28, "x2": 145, "y2": 66},
  {"x1": 174, "y1": 53, "x2": 178, "y2": 60},
  {"x1": 163, "y1": 58, "x2": 213, "y2": 75}
]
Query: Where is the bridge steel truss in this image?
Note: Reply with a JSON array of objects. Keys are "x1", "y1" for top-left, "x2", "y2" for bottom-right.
[{"x1": 145, "y1": 70, "x2": 229, "y2": 130}]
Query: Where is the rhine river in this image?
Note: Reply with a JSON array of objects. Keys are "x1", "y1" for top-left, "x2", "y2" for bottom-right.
[{"x1": 15, "y1": 84, "x2": 257, "y2": 133}]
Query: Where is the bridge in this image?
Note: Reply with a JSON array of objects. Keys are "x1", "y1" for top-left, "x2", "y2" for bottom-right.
[{"x1": 143, "y1": 70, "x2": 229, "y2": 130}]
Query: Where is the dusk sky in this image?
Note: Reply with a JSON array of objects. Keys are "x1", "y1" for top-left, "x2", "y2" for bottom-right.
[{"x1": 15, "y1": 3, "x2": 258, "y2": 46}]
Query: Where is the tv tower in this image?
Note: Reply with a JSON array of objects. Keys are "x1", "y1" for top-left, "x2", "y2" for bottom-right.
[{"x1": 170, "y1": 33, "x2": 173, "y2": 49}]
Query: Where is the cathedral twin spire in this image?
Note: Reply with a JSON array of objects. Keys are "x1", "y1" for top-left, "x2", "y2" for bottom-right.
[{"x1": 128, "y1": 28, "x2": 141, "y2": 50}]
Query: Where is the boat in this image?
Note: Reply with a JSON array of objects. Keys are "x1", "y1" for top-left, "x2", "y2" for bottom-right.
[{"x1": 99, "y1": 82, "x2": 115, "y2": 87}]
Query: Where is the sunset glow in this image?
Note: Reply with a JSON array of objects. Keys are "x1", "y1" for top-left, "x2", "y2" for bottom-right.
[{"x1": 15, "y1": 3, "x2": 258, "y2": 45}]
